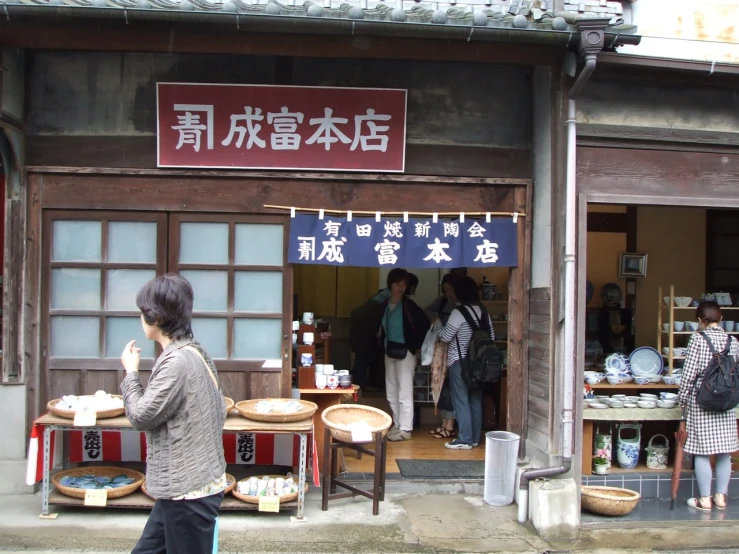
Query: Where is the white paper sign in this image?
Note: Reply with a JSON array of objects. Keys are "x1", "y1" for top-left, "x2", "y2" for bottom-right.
[
  {"x1": 349, "y1": 420, "x2": 373, "y2": 443},
  {"x1": 74, "y1": 410, "x2": 97, "y2": 427},
  {"x1": 84, "y1": 489, "x2": 108, "y2": 507},
  {"x1": 258, "y1": 496, "x2": 280, "y2": 513}
]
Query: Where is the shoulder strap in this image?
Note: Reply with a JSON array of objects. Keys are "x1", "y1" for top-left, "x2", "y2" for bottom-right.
[
  {"x1": 458, "y1": 305, "x2": 480, "y2": 331},
  {"x1": 185, "y1": 346, "x2": 219, "y2": 388},
  {"x1": 700, "y1": 331, "x2": 719, "y2": 356}
]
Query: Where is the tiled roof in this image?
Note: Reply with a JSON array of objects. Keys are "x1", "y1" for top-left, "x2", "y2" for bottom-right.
[{"x1": 7, "y1": 0, "x2": 637, "y2": 34}]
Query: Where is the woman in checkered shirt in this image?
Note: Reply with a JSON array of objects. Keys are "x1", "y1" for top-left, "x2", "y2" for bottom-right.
[{"x1": 678, "y1": 301, "x2": 739, "y2": 511}]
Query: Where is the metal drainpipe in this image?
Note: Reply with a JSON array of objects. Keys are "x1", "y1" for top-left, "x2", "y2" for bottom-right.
[{"x1": 517, "y1": 18, "x2": 611, "y2": 525}]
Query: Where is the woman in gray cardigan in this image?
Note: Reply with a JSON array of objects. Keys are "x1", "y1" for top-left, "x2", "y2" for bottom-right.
[{"x1": 121, "y1": 274, "x2": 226, "y2": 554}]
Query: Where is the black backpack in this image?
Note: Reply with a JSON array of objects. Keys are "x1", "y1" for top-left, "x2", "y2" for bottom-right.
[
  {"x1": 694, "y1": 331, "x2": 739, "y2": 412},
  {"x1": 455, "y1": 305, "x2": 503, "y2": 391}
]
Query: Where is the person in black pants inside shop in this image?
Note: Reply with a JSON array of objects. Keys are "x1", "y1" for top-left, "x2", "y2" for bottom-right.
[{"x1": 121, "y1": 274, "x2": 226, "y2": 554}]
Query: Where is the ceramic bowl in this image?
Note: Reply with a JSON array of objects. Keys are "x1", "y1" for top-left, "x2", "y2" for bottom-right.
[
  {"x1": 637, "y1": 400, "x2": 657, "y2": 409},
  {"x1": 635, "y1": 377, "x2": 651, "y2": 385},
  {"x1": 589, "y1": 402, "x2": 608, "y2": 409},
  {"x1": 609, "y1": 401, "x2": 624, "y2": 409},
  {"x1": 675, "y1": 296, "x2": 692, "y2": 307},
  {"x1": 606, "y1": 375, "x2": 624, "y2": 385},
  {"x1": 623, "y1": 402, "x2": 638, "y2": 409},
  {"x1": 640, "y1": 393, "x2": 658, "y2": 400},
  {"x1": 657, "y1": 399, "x2": 677, "y2": 409},
  {"x1": 662, "y1": 323, "x2": 670, "y2": 332},
  {"x1": 674, "y1": 321, "x2": 685, "y2": 332},
  {"x1": 686, "y1": 322, "x2": 699, "y2": 332},
  {"x1": 664, "y1": 296, "x2": 671, "y2": 307},
  {"x1": 625, "y1": 396, "x2": 642, "y2": 402},
  {"x1": 612, "y1": 394, "x2": 626, "y2": 399},
  {"x1": 663, "y1": 376, "x2": 678, "y2": 385},
  {"x1": 660, "y1": 392, "x2": 678, "y2": 401},
  {"x1": 725, "y1": 321, "x2": 736, "y2": 332}
]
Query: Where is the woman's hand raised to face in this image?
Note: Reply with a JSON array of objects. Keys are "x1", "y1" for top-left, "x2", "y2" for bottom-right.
[{"x1": 121, "y1": 340, "x2": 142, "y2": 374}]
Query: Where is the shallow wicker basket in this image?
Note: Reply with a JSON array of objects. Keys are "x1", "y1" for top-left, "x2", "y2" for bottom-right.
[
  {"x1": 141, "y1": 473, "x2": 236, "y2": 500},
  {"x1": 581, "y1": 485, "x2": 641, "y2": 516},
  {"x1": 321, "y1": 404, "x2": 392, "y2": 443},
  {"x1": 47, "y1": 395, "x2": 126, "y2": 420},
  {"x1": 52, "y1": 466, "x2": 144, "y2": 500},
  {"x1": 231, "y1": 475, "x2": 308, "y2": 505},
  {"x1": 235, "y1": 399, "x2": 318, "y2": 423},
  {"x1": 224, "y1": 397, "x2": 235, "y2": 417}
]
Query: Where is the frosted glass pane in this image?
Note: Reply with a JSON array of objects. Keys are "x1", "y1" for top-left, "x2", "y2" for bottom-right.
[
  {"x1": 192, "y1": 318, "x2": 227, "y2": 359},
  {"x1": 51, "y1": 316, "x2": 99, "y2": 357},
  {"x1": 107, "y1": 269, "x2": 156, "y2": 311},
  {"x1": 52, "y1": 221, "x2": 102, "y2": 262},
  {"x1": 106, "y1": 317, "x2": 155, "y2": 359},
  {"x1": 51, "y1": 269, "x2": 101, "y2": 310},
  {"x1": 180, "y1": 270, "x2": 228, "y2": 312},
  {"x1": 234, "y1": 319, "x2": 281, "y2": 360},
  {"x1": 234, "y1": 271, "x2": 283, "y2": 312},
  {"x1": 180, "y1": 223, "x2": 228, "y2": 264},
  {"x1": 108, "y1": 222, "x2": 157, "y2": 263},
  {"x1": 235, "y1": 224, "x2": 283, "y2": 266}
]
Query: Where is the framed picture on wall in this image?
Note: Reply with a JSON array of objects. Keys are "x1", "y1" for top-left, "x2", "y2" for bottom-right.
[{"x1": 619, "y1": 253, "x2": 648, "y2": 278}]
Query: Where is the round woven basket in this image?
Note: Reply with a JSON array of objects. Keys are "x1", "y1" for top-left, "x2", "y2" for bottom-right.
[
  {"x1": 224, "y1": 397, "x2": 235, "y2": 417},
  {"x1": 231, "y1": 475, "x2": 308, "y2": 505},
  {"x1": 321, "y1": 404, "x2": 392, "y2": 443},
  {"x1": 52, "y1": 466, "x2": 144, "y2": 500},
  {"x1": 581, "y1": 485, "x2": 640, "y2": 516},
  {"x1": 47, "y1": 395, "x2": 125, "y2": 420},
  {"x1": 141, "y1": 473, "x2": 236, "y2": 500},
  {"x1": 235, "y1": 399, "x2": 318, "y2": 423}
]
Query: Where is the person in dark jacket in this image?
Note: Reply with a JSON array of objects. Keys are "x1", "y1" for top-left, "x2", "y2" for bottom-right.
[
  {"x1": 381, "y1": 268, "x2": 430, "y2": 441},
  {"x1": 349, "y1": 293, "x2": 386, "y2": 389}
]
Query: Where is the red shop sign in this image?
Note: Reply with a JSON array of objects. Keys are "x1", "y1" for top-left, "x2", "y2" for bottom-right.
[{"x1": 157, "y1": 83, "x2": 407, "y2": 172}]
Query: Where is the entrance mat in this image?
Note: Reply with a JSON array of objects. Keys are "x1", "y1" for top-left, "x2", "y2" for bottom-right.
[{"x1": 396, "y1": 459, "x2": 485, "y2": 479}]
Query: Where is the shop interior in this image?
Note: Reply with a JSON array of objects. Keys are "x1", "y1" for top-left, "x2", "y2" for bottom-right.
[
  {"x1": 292, "y1": 264, "x2": 511, "y2": 474},
  {"x1": 582, "y1": 203, "x2": 739, "y2": 518}
]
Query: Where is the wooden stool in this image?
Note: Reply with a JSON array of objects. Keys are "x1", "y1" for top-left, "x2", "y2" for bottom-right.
[{"x1": 321, "y1": 427, "x2": 387, "y2": 515}]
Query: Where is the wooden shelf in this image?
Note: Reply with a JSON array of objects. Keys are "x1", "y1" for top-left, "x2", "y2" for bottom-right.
[
  {"x1": 589, "y1": 383, "x2": 680, "y2": 390},
  {"x1": 602, "y1": 463, "x2": 673, "y2": 474},
  {"x1": 48, "y1": 490, "x2": 299, "y2": 511},
  {"x1": 661, "y1": 331, "x2": 739, "y2": 335},
  {"x1": 664, "y1": 306, "x2": 739, "y2": 310},
  {"x1": 661, "y1": 355, "x2": 686, "y2": 360}
]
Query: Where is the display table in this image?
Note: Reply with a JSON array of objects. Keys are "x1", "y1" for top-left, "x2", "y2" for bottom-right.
[
  {"x1": 582, "y1": 407, "x2": 739, "y2": 475},
  {"x1": 35, "y1": 413, "x2": 312, "y2": 519},
  {"x1": 299, "y1": 385, "x2": 359, "y2": 462}
]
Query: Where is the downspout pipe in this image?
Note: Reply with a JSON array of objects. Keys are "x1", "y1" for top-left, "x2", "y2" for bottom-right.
[{"x1": 517, "y1": 17, "x2": 610, "y2": 525}]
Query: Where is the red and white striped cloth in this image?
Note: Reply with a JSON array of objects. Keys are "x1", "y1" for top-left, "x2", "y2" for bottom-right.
[{"x1": 28, "y1": 425, "x2": 319, "y2": 486}]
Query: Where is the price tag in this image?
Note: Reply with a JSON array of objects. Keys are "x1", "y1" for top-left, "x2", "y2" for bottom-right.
[
  {"x1": 74, "y1": 410, "x2": 97, "y2": 427},
  {"x1": 84, "y1": 489, "x2": 108, "y2": 507},
  {"x1": 258, "y1": 496, "x2": 280, "y2": 513},
  {"x1": 350, "y1": 423, "x2": 373, "y2": 443}
]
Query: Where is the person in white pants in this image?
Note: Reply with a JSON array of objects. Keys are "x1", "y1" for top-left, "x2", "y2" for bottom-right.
[{"x1": 381, "y1": 269, "x2": 429, "y2": 441}]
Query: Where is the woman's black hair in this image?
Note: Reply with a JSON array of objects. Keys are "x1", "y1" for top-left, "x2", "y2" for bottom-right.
[
  {"x1": 386, "y1": 268, "x2": 409, "y2": 289},
  {"x1": 453, "y1": 276, "x2": 481, "y2": 305},
  {"x1": 697, "y1": 301, "x2": 722, "y2": 325},
  {"x1": 136, "y1": 273, "x2": 194, "y2": 341}
]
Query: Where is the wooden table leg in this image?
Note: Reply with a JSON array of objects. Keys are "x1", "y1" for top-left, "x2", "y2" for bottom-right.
[
  {"x1": 582, "y1": 419, "x2": 594, "y2": 476},
  {"x1": 321, "y1": 427, "x2": 330, "y2": 511}
]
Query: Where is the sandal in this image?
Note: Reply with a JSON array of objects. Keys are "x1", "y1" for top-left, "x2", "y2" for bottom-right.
[
  {"x1": 430, "y1": 426, "x2": 444, "y2": 435},
  {"x1": 713, "y1": 494, "x2": 727, "y2": 510},
  {"x1": 432, "y1": 428, "x2": 456, "y2": 439},
  {"x1": 687, "y1": 497, "x2": 712, "y2": 512}
]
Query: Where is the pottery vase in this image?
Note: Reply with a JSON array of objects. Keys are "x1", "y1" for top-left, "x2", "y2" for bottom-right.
[
  {"x1": 594, "y1": 463, "x2": 609, "y2": 475},
  {"x1": 616, "y1": 423, "x2": 641, "y2": 470},
  {"x1": 593, "y1": 422, "x2": 613, "y2": 470}
]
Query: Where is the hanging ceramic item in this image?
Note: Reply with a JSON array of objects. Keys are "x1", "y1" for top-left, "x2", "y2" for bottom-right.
[
  {"x1": 646, "y1": 434, "x2": 669, "y2": 470},
  {"x1": 616, "y1": 423, "x2": 641, "y2": 470},
  {"x1": 601, "y1": 282, "x2": 623, "y2": 308},
  {"x1": 594, "y1": 422, "x2": 613, "y2": 470}
]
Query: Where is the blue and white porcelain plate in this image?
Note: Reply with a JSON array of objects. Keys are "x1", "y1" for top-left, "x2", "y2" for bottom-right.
[{"x1": 629, "y1": 347, "x2": 664, "y2": 376}]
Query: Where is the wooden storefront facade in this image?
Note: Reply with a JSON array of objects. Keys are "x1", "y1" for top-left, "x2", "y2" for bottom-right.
[{"x1": 1, "y1": 38, "x2": 550, "y2": 450}]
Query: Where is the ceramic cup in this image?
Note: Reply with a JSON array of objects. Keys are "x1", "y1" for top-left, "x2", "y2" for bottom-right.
[
  {"x1": 686, "y1": 321, "x2": 699, "y2": 332},
  {"x1": 315, "y1": 374, "x2": 327, "y2": 389},
  {"x1": 292, "y1": 320, "x2": 300, "y2": 331},
  {"x1": 303, "y1": 332, "x2": 314, "y2": 345},
  {"x1": 327, "y1": 375, "x2": 339, "y2": 389},
  {"x1": 725, "y1": 321, "x2": 735, "y2": 332},
  {"x1": 674, "y1": 321, "x2": 685, "y2": 332},
  {"x1": 315, "y1": 364, "x2": 325, "y2": 374},
  {"x1": 338, "y1": 369, "x2": 349, "y2": 376},
  {"x1": 662, "y1": 323, "x2": 670, "y2": 333},
  {"x1": 323, "y1": 364, "x2": 335, "y2": 375},
  {"x1": 302, "y1": 312, "x2": 314, "y2": 325}
]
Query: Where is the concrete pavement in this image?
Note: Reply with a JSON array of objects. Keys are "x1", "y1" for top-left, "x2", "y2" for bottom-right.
[{"x1": 2, "y1": 481, "x2": 739, "y2": 553}]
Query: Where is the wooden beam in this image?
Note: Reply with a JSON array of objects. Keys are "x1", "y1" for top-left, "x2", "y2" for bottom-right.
[
  {"x1": 26, "y1": 136, "x2": 532, "y2": 181},
  {"x1": 37, "y1": 172, "x2": 522, "y2": 214},
  {"x1": 0, "y1": 19, "x2": 565, "y2": 65}
]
